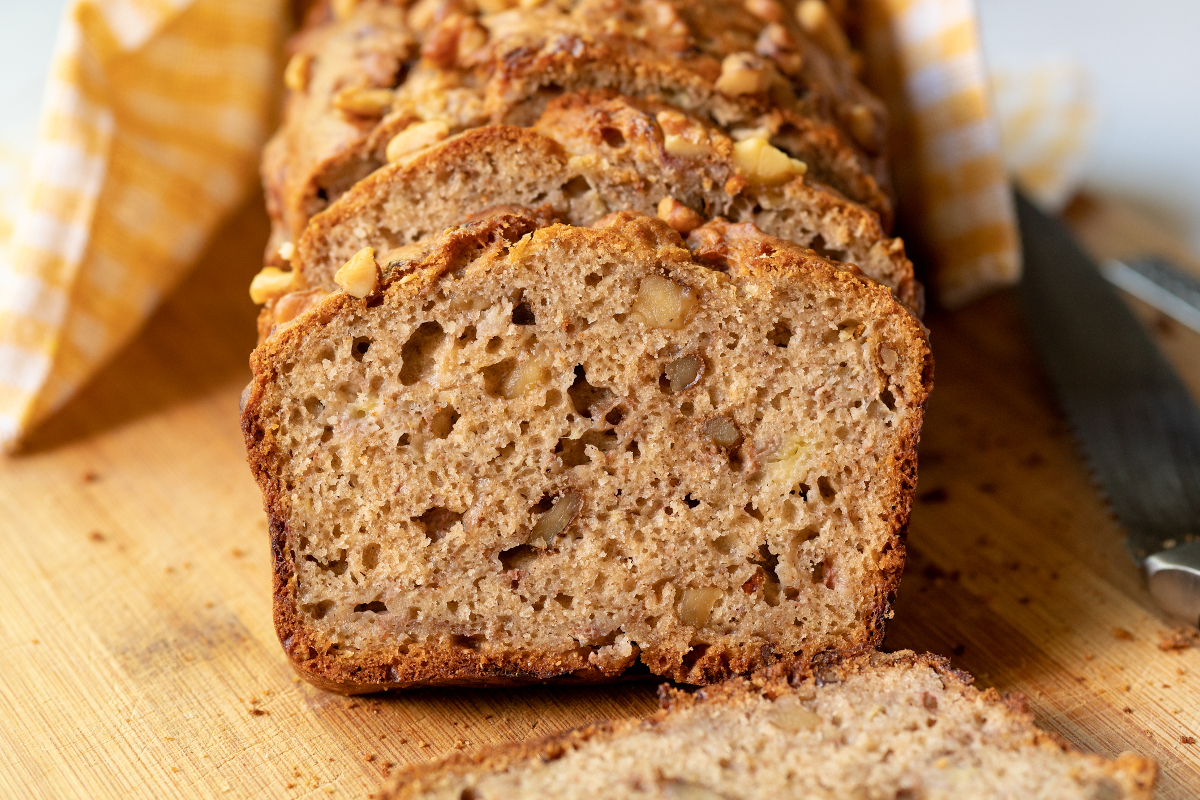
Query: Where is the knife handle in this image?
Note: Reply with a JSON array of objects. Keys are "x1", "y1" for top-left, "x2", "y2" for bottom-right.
[
  {"x1": 1101, "y1": 255, "x2": 1200, "y2": 334},
  {"x1": 1146, "y1": 540, "x2": 1200, "y2": 625}
]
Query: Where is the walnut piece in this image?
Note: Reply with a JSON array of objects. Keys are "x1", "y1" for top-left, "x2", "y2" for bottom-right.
[
  {"x1": 704, "y1": 416, "x2": 741, "y2": 448},
  {"x1": 283, "y1": 53, "x2": 313, "y2": 93},
  {"x1": 656, "y1": 198, "x2": 705, "y2": 235},
  {"x1": 680, "y1": 587, "x2": 723, "y2": 627},
  {"x1": 528, "y1": 492, "x2": 583, "y2": 548},
  {"x1": 249, "y1": 267, "x2": 295, "y2": 305},
  {"x1": 276, "y1": 240, "x2": 295, "y2": 262},
  {"x1": 503, "y1": 356, "x2": 550, "y2": 399},
  {"x1": 422, "y1": 14, "x2": 488, "y2": 69},
  {"x1": 386, "y1": 119, "x2": 450, "y2": 162},
  {"x1": 715, "y1": 52, "x2": 771, "y2": 97},
  {"x1": 631, "y1": 275, "x2": 699, "y2": 330},
  {"x1": 334, "y1": 247, "x2": 380, "y2": 298},
  {"x1": 656, "y1": 110, "x2": 711, "y2": 159},
  {"x1": 664, "y1": 354, "x2": 703, "y2": 392},
  {"x1": 333, "y1": 87, "x2": 394, "y2": 118},
  {"x1": 734, "y1": 137, "x2": 807, "y2": 186},
  {"x1": 769, "y1": 695, "x2": 822, "y2": 732}
]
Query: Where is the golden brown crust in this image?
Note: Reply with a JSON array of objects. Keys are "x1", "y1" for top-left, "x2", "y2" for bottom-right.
[{"x1": 243, "y1": 209, "x2": 931, "y2": 694}]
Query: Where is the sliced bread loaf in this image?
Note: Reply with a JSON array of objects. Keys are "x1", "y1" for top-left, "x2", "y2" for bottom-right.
[
  {"x1": 263, "y1": 0, "x2": 889, "y2": 262},
  {"x1": 242, "y1": 208, "x2": 931, "y2": 692},
  {"x1": 289, "y1": 91, "x2": 916, "y2": 310},
  {"x1": 379, "y1": 651, "x2": 1156, "y2": 800}
]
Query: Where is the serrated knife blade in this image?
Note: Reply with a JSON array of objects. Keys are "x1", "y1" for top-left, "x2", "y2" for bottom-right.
[{"x1": 1015, "y1": 191, "x2": 1200, "y2": 624}]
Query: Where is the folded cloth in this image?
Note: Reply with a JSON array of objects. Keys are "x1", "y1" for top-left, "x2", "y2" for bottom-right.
[
  {"x1": 856, "y1": 0, "x2": 1022, "y2": 308},
  {"x1": 0, "y1": 0, "x2": 284, "y2": 451}
]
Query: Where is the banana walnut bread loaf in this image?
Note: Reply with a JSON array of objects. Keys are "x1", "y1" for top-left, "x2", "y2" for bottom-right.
[
  {"x1": 379, "y1": 651, "x2": 1157, "y2": 799},
  {"x1": 242, "y1": 209, "x2": 931, "y2": 691},
  {"x1": 261, "y1": 0, "x2": 890, "y2": 266}
]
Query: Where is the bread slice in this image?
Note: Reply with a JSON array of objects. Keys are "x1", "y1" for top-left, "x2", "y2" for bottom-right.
[
  {"x1": 261, "y1": 0, "x2": 419, "y2": 264},
  {"x1": 290, "y1": 91, "x2": 917, "y2": 311},
  {"x1": 262, "y1": 0, "x2": 890, "y2": 263},
  {"x1": 379, "y1": 651, "x2": 1157, "y2": 800},
  {"x1": 242, "y1": 208, "x2": 931, "y2": 692}
]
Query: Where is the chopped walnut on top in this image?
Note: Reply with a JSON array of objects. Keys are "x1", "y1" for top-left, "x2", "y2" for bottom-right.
[
  {"x1": 657, "y1": 197, "x2": 705, "y2": 235},
  {"x1": 715, "y1": 52, "x2": 772, "y2": 97},
  {"x1": 385, "y1": 119, "x2": 451, "y2": 162},
  {"x1": 756, "y1": 23, "x2": 803, "y2": 77},
  {"x1": 656, "y1": 110, "x2": 712, "y2": 159},
  {"x1": 333, "y1": 87, "x2": 395, "y2": 118},
  {"x1": 421, "y1": 13, "x2": 489, "y2": 70}
]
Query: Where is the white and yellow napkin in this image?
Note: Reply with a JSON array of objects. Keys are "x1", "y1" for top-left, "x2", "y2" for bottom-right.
[{"x1": 0, "y1": 0, "x2": 284, "y2": 451}]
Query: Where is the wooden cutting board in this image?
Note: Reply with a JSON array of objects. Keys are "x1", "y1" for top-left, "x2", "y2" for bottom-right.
[{"x1": 2, "y1": 194, "x2": 1199, "y2": 798}]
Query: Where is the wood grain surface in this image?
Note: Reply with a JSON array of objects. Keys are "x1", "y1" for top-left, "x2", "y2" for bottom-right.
[{"x1": 2, "y1": 193, "x2": 1199, "y2": 798}]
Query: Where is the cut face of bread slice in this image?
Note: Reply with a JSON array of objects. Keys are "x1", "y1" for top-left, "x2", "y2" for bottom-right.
[
  {"x1": 262, "y1": 0, "x2": 889, "y2": 263},
  {"x1": 290, "y1": 93, "x2": 916, "y2": 311},
  {"x1": 261, "y1": 0, "x2": 419, "y2": 264},
  {"x1": 242, "y1": 209, "x2": 931, "y2": 692},
  {"x1": 380, "y1": 651, "x2": 1157, "y2": 800}
]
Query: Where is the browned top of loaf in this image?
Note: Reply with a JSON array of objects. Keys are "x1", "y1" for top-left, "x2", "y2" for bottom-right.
[
  {"x1": 262, "y1": 0, "x2": 890, "y2": 258},
  {"x1": 380, "y1": 651, "x2": 1157, "y2": 800},
  {"x1": 244, "y1": 208, "x2": 930, "y2": 694}
]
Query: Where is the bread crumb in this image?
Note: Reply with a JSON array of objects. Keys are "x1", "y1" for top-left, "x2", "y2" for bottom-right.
[
  {"x1": 1182, "y1": 736, "x2": 1196, "y2": 744},
  {"x1": 1122, "y1": 707, "x2": 1133, "y2": 714},
  {"x1": 88, "y1": 531, "x2": 105, "y2": 542},
  {"x1": 231, "y1": 547, "x2": 245, "y2": 558},
  {"x1": 365, "y1": 754, "x2": 376, "y2": 762},
  {"x1": 249, "y1": 708, "x2": 268, "y2": 716},
  {"x1": 1112, "y1": 628, "x2": 1134, "y2": 641},
  {"x1": 453, "y1": 739, "x2": 466, "y2": 749},
  {"x1": 1158, "y1": 628, "x2": 1198, "y2": 651}
]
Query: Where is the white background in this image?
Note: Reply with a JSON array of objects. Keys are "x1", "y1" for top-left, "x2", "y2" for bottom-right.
[{"x1": 2, "y1": 0, "x2": 1199, "y2": 253}]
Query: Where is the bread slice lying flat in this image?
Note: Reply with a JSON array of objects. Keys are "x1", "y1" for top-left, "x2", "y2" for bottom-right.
[
  {"x1": 292, "y1": 92, "x2": 917, "y2": 310},
  {"x1": 242, "y1": 208, "x2": 931, "y2": 692},
  {"x1": 262, "y1": 0, "x2": 889, "y2": 262},
  {"x1": 379, "y1": 651, "x2": 1157, "y2": 800}
]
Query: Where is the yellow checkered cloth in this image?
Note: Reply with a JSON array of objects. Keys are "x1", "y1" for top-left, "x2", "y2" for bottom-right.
[
  {"x1": 0, "y1": 0, "x2": 1022, "y2": 448},
  {"x1": 0, "y1": 0, "x2": 284, "y2": 451},
  {"x1": 860, "y1": 0, "x2": 1021, "y2": 308}
]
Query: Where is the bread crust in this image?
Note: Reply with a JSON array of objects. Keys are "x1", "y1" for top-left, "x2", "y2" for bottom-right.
[{"x1": 243, "y1": 209, "x2": 931, "y2": 694}]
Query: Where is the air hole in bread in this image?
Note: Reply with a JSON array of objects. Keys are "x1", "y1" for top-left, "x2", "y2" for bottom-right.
[
  {"x1": 512, "y1": 301, "x2": 536, "y2": 325},
  {"x1": 458, "y1": 325, "x2": 477, "y2": 345},
  {"x1": 361, "y1": 543, "x2": 380, "y2": 570},
  {"x1": 354, "y1": 600, "x2": 388, "y2": 614},
  {"x1": 817, "y1": 476, "x2": 836, "y2": 499},
  {"x1": 599, "y1": 126, "x2": 626, "y2": 148},
  {"x1": 351, "y1": 336, "x2": 372, "y2": 361},
  {"x1": 568, "y1": 365, "x2": 615, "y2": 418},
  {"x1": 605, "y1": 406, "x2": 626, "y2": 426},
  {"x1": 585, "y1": 272, "x2": 603, "y2": 287},
  {"x1": 417, "y1": 506, "x2": 463, "y2": 542},
  {"x1": 743, "y1": 502, "x2": 764, "y2": 521},
  {"x1": 880, "y1": 389, "x2": 896, "y2": 411},
  {"x1": 482, "y1": 358, "x2": 517, "y2": 396},
  {"x1": 303, "y1": 600, "x2": 334, "y2": 620},
  {"x1": 768, "y1": 321, "x2": 792, "y2": 348},
  {"x1": 400, "y1": 321, "x2": 445, "y2": 385},
  {"x1": 451, "y1": 634, "x2": 485, "y2": 650},
  {"x1": 684, "y1": 494, "x2": 700, "y2": 509},
  {"x1": 397, "y1": 432, "x2": 410, "y2": 447},
  {"x1": 562, "y1": 175, "x2": 591, "y2": 199},
  {"x1": 429, "y1": 405, "x2": 460, "y2": 438}
]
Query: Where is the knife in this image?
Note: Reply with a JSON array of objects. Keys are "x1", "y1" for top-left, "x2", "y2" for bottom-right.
[
  {"x1": 1100, "y1": 255, "x2": 1200, "y2": 335},
  {"x1": 1015, "y1": 191, "x2": 1200, "y2": 625}
]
